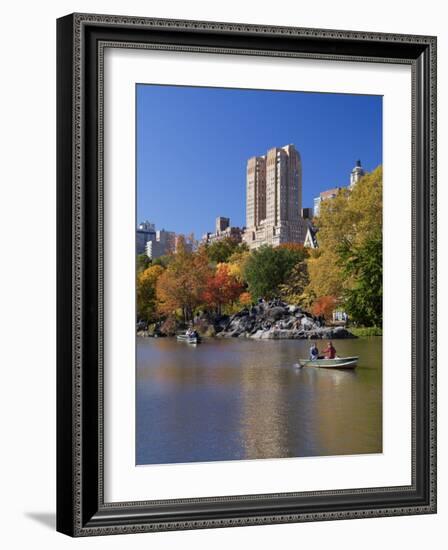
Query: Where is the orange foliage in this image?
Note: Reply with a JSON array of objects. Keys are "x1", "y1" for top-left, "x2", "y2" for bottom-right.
[
  {"x1": 156, "y1": 248, "x2": 211, "y2": 321},
  {"x1": 202, "y1": 264, "x2": 244, "y2": 313},
  {"x1": 311, "y1": 295, "x2": 337, "y2": 319},
  {"x1": 238, "y1": 291, "x2": 252, "y2": 306}
]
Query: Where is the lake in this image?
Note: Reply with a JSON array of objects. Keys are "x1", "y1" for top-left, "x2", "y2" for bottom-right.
[{"x1": 136, "y1": 336, "x2": 382, "y2": 465}]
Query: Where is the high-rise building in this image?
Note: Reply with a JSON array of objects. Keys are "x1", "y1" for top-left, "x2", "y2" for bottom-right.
[{"x1": 243, "y1": 144, "x2": 306, "y2": 249}]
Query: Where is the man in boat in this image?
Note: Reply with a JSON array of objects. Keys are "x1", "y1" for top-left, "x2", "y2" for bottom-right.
[
  {"x1": 309, "y1": 342, "x2": 319, "y2": 361},
  {"x1": 323, "y1": 341, "x2": 337, "y2": 359}
]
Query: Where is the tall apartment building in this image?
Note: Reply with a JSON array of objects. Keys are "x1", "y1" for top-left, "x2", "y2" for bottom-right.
[{"x1": 243, "y1": 144, "x2": 306, "y2": 249}]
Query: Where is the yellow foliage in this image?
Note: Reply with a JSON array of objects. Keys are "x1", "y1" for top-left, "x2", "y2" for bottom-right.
[
  {"x1": 226, "y1": 250, "x2": 251, "y2": 282},
  {"x1": 306, "y1": 166, "x2": 382, "y2": 300},
  {"x1": 138, "y1": 264, "x2": 164, "y2": 286}
]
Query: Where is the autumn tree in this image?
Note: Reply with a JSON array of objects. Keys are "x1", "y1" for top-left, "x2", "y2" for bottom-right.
[
  {"x1": 306, "y1": 166, "x2": 383, "y2": 325},
  {"x1": 226, "y1": 247, "x2": 251, "y2": 282},
  {"x1": 311, "y1": 295, "x2": 337, "y2": 320},
  {"x1": 238, "y1": 291, "x2": 252, "y2": 307},
  {"x1": 202, "y1": 263, "x2": 244, "y2": 315},
  {"x1": 136, "y1": 264, "x2": 164, "y2": 322},
  {"x1": 156, "y1": 246, "x2": 211, "y2": 322},
  {"x1": 279, "y1": 261, "x2": 310, "y2": 305}
]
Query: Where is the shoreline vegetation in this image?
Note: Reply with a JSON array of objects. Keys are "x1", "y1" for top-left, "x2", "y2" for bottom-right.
[{"x1": 137, "y1": 167, "x2": 382, "y2": 340}]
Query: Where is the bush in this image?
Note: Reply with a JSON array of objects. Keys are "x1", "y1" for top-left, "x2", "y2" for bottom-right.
[{"x1": 350, "y1": 326, "x2": 382, "y2": 337}]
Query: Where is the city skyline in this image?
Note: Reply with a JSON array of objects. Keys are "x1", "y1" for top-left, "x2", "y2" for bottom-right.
[{"x1": 137, "y1": 84, "x2": 382, "y2": 239}]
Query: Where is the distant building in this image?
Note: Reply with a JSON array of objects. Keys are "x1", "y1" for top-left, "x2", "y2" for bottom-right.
[
  {"x1": 313, "y1": 188, "x2": 340, "y2": 217},
  {"x1": 145, "y1": 229, "x2": 176, "y2": 260},
  {"x1": 313, "y1": 196, "x2": 322, "y2": 218},
  {"x1": 145, "y1": 240, "x2": 163, "y2": 259},
  {"x1": 301, "y1": 207, "x2": 313, "y2": 220},
  {"x1": 243, "y1": 144, "x2": 306, "y2": 249},
  {"x1": 201, "y1": 216, "x2": 243, "y2": 245},
  {"x1": 349, "y1": 159, "x2": 365, "y2": 189},
  {"x1": 215, "y1": 216, "x2": 230, "y2": 233},
  {"x1": 136, "y1": 220, "x2": 156, "y2": 254},
  {"x1": 313, "y1": 160, "x2": 367, "y2": 217}
]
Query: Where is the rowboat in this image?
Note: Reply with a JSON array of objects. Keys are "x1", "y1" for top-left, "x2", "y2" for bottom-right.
[
  {"x1": 176, "y1": 333, "x2": 200, "y2": 345},
  {"x1": 299, "y1": 356, "x2": 358, "y2": 369}
]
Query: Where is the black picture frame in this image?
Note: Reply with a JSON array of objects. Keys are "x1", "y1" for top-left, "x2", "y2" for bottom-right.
[{"x1": 57, "y1": 13, "x2": 437, "y2": 537}]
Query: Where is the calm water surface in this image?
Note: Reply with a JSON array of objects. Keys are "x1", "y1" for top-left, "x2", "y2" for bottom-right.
[{"x1": 136, "y1": 337, "x2": 382, "y2": 464}]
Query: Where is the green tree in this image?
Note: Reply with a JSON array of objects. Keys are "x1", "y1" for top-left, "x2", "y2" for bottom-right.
[
  {"x1": 243, "y1": 245, "x2": 307, "y2": 300},
  {"x1": 152, "y1": 254, "x2": 173, "y2": 268},
  {"x1": 205, "y1": 238, "x2": 243, "y2": 263},
  {"x1": 136, "y1": 253, "x2": 151, "y2": 274},
  {"x1": 339, "y1": 232, "x2": 382, "y2": 327}
]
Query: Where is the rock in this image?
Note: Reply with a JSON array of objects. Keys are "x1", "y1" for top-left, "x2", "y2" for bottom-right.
[
  {"x1": 266, "y1": 306, "x2": 287, "y2": 321},
  {"x1": 216, "y1": 301, "x2": 356, "y2": 340},
  {"x1": 301, "y1": 317, "x2": 315, "y2": 330}
]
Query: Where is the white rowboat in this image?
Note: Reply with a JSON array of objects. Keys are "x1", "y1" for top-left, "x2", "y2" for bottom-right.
[
  {"x1": 299, "y1": 356, "x2": 358, "y2": 369},
  {"x1": 176, "y1": 334, "x2": 200, "y2": 345}
]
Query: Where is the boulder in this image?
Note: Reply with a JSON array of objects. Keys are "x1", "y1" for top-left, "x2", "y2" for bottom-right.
[{"x1": 265, "y1": 306, "x2": 287, "y2": 321}]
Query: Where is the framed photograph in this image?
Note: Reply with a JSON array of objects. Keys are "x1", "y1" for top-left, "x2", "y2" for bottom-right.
[{"x1": 57, "y1": 13, "x2": 437, "y2": 536}]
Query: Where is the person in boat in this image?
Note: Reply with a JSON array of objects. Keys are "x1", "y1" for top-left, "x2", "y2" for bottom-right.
[
  {"x1": 309, "y1": 343, "x2": 319, "y2": 361},
  {"x1": 323, "y1": 341, "x2": 336, "y2": 359}
]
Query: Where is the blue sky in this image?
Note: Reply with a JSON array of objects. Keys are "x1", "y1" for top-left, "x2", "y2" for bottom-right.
[{"x1": 137, "y1": 84, "x2": 382, "y2": 239}]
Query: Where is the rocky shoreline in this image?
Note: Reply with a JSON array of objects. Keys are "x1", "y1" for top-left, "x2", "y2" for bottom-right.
[
  {"x1": 215, "y1": 300, "x2": 355, "y2": 340},
  {"x1": 137, "y1": 300, "x2": 356, "y2": 340}
]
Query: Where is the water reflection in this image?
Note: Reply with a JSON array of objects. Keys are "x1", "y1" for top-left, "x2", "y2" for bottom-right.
[{"x1": 136, "y1": 337, "x2": 382, "y2": 465}]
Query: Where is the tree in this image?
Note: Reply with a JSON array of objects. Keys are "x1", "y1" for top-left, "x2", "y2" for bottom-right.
[
  {"x1": 136, "y1": 253, "x2": 151, "y2": 274},
  {"x1": 226, "y1": 247, "x2": 251, "y2": 282},
  {"x1": 205, "y1": 237, "x2": 241, "y2": 263},
  {"x1": 152, "y1": 255, "x2": 173, "y2": 268},
  {"x1": 311, "y1": 295, "x2": 337, "y2": 320},
  {"x1": 136, "y1": 264, "x2": 164, "y2": 322},
  {"x1": 156, "y1": 247, "x2": 211, "y2": 322},
  {"x1": 306, "y1": 248, "x2": 345, "y2": 299},
  {"x1": 202, "y1": 263, "x2": 244, "y2": 314},
  {"x1": 243, "y1": 245, "x2": 306, "y2": 300},
  {"x1": 306, "y1": 165, "x2": 383, "y2": 325},
  {"x1": 238, "y1": 291, "x2": 252, "y2": 306},
  {"x1": 279, "y1": 261, "x2": 310, "y2": 305},
  {"x1": 339, "y1": 232, "x2": 382, "y2": 326}
]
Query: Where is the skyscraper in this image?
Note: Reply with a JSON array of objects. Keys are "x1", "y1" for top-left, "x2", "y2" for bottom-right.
[{"x1": 243, "y1": 144, "x2": 306, "y2": 249}]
